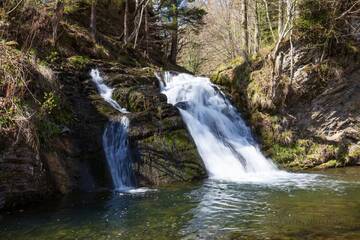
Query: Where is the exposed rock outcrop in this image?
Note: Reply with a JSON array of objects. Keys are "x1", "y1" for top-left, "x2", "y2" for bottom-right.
[
  {"x1": 89, "y1": 65, "x2": 206, "y2": 186},
  {"x1": 211, "y1": 44, "x2": 360, "y2": 169}
]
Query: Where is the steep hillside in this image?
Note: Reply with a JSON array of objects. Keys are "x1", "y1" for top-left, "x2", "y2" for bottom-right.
[{"x1": 212, "y1": 42, "x2": 360, "y2": 169}]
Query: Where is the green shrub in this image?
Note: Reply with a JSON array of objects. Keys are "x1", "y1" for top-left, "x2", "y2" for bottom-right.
[
  {"x1": 46, "y1": 50, "x2": 60, "y2": 64},
  {"x1": 41, "y1": 92, "x2": 60, "y2": 115}
]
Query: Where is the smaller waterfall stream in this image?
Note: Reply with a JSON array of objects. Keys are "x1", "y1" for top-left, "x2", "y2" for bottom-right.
[
  {"x1": 90, "y1": 69, "x2": 134, "y2": 191},
  {"x1": 90, "y1": 69, "x2": 129, "y2": 114},
  {"x1": 103, "y1": 117, "x2": 135, "y2": 190}
]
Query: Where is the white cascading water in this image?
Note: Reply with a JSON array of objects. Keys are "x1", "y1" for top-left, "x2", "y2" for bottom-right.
[
  {"x1": 160, "y1": 72, "x2": 283, "y2": 182},
  {"x1": 90, "y1": 69, "x2": 129, "y2": 114},
  {"x1": 90, "y1": 69, "x2": 134, "y2": 191},
  {"x1": 102, "y1": 117, "x2": 135, "y2": 190}
]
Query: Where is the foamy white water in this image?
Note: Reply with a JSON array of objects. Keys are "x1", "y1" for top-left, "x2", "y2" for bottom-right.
[
  {"x1": 160, "y1": 72, "x2": 299, "y2": 183},
  {"x1": 103, "y1": 117, "x2": 135, "y2": 190},
  {"x1": 90, "y1": 69, "x2": 129, "y2": 113}
]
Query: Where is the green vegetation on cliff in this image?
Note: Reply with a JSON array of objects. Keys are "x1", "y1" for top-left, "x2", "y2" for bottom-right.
[
  {"x1": 209, "y1": 0, "x2": 360, "y2": 169},
  {"x1": 211, "y1": 44, "x2": 359, "y2": 169}
]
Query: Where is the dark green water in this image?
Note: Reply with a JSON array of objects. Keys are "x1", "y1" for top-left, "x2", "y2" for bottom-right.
[{"x1": 1, "y1": 168, "x2": 360, "y2": 240}]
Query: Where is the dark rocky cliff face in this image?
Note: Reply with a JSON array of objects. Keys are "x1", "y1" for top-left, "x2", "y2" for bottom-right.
[
  {"x1": 0, "y1": 64, "x2": 110, "y2": 210},
  {"x1": 0, "y1": 140, "x2": 50, "y2": 210},
  {"x1": 0, "y1": 51, "x2": 206, "y2": 211}
]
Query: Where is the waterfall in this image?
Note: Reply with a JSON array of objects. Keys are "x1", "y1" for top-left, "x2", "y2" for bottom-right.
[
  {"x1": 90, "y1": 69, "x2": 134, "y2": 191},
  {"x1": 103, "y1": 117, "x2": 135, "y2": 190},
  {"x1": 90, "y1": 69, "x2": 129, "y2": 114},
  {"x1": 160, "y1": 72, "x2": 280, "y2": 182}
]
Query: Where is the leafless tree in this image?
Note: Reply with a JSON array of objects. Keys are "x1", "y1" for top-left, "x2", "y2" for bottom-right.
[
  {"x1": 90, "y1": 0, "x2": 97, "y2": 42},
  {"x1": 52, "y1": 0, "x2": 64, "y2": 47},
  {"x1": 124, "y1": 0, "x2": 129, "y2": 44}
]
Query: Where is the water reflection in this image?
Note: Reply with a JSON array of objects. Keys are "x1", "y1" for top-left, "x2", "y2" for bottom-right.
[
  {"x1": 1, "y1": 170, "x2": 360, "y2": 240},
  {"x1": 181, "y1": 172, "x2": 360, "y2": 239}
]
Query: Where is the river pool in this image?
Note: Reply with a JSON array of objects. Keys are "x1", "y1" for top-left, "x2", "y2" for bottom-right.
[{"x1": 1, "y1": 168, "x2": 360, "y2": 240}]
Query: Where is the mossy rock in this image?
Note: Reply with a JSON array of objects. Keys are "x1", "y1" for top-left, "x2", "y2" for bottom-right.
[
  {"x1": 268, "y1": 138, "x2": 341, "y2": 169},
  {"x1": 133, "y1": 129, "x2": 206, "y2": 186},
  {"x1": 269, "y1": 143, "x2": 306, "y2": 165},
  {"x1": 210, "y1": 57, "x2": 248, "y2": 87},
  {"x1": 67, "y1": 55, "x2": 91, "y2": 69},
  {"x1": 317, "y1": 160, "x2": 339, "y2": 169},
  {"x1": 248, "y1": 68, "x2": 274, "y2": 110},
  {"x1": 212, "y1": 71, "x2": 232, "y2": 86},
  {"x1": 127, "y1": 89, "x2": 150, "y2": 112},
  {"x1": 94, "y1": 44, "x2": 110, "y2": 59},
  {"x1": 348, "y1": 144, "x2": 360, "y2": 164}
]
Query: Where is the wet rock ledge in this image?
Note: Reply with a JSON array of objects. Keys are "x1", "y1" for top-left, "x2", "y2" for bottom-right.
[{"x1": 89, "y1": 64, "x2": 207, "y2": 186}]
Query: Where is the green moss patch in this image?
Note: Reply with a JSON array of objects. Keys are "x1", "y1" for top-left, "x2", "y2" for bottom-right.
[{"x1": 67, "y1": 55, "x2": 91, "y2": 69}]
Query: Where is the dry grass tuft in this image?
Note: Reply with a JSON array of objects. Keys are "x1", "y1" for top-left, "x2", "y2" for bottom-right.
[{"x1": 0, "y1": 42, "x2": 39, "y2": 150}]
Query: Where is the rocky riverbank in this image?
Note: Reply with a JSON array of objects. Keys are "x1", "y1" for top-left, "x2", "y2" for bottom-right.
[{"x1": 211, "y1": 43, "x2": 360, "y2": 169}]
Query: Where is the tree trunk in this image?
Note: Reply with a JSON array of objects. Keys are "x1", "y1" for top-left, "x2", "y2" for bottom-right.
[
  {"x1": 262, "y1": 0, "x2": 276, "y2": 42},
  {"x1": 169, "y1": 0, "x2": 178, "y2": 64},
  {"x1": 241, "y1": 0, "x2": 249, "y2": 57},
  {"x1": 287, "y1": 0, "x2": 295, "y2": 84},
  {"x1": 124, "y1": 0, "x2": 129, "y2": 45},
  {"x1": 134, "y1": 3, "x2": 146, "y2": 48},
  {"x1": 253, "y1": 0, "x2": 260, "y2": 55},
  {"x1": 90, "y1": 0, "x2": 96, "y2": 42},
  {"x1": 52, "y1": 0, "x2": 64, "y2": 47},
  {"x1": 278, "y1": 0, "x2": 285, "y2": 37},
  {"x1": 144, "y1": 6, "x2": 149, "y2": 57}
]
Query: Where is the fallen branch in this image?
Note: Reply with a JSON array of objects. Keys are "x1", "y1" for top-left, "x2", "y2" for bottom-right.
[{"x1": 6, "y1": 0, "x2": 25, "y2": 15}]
